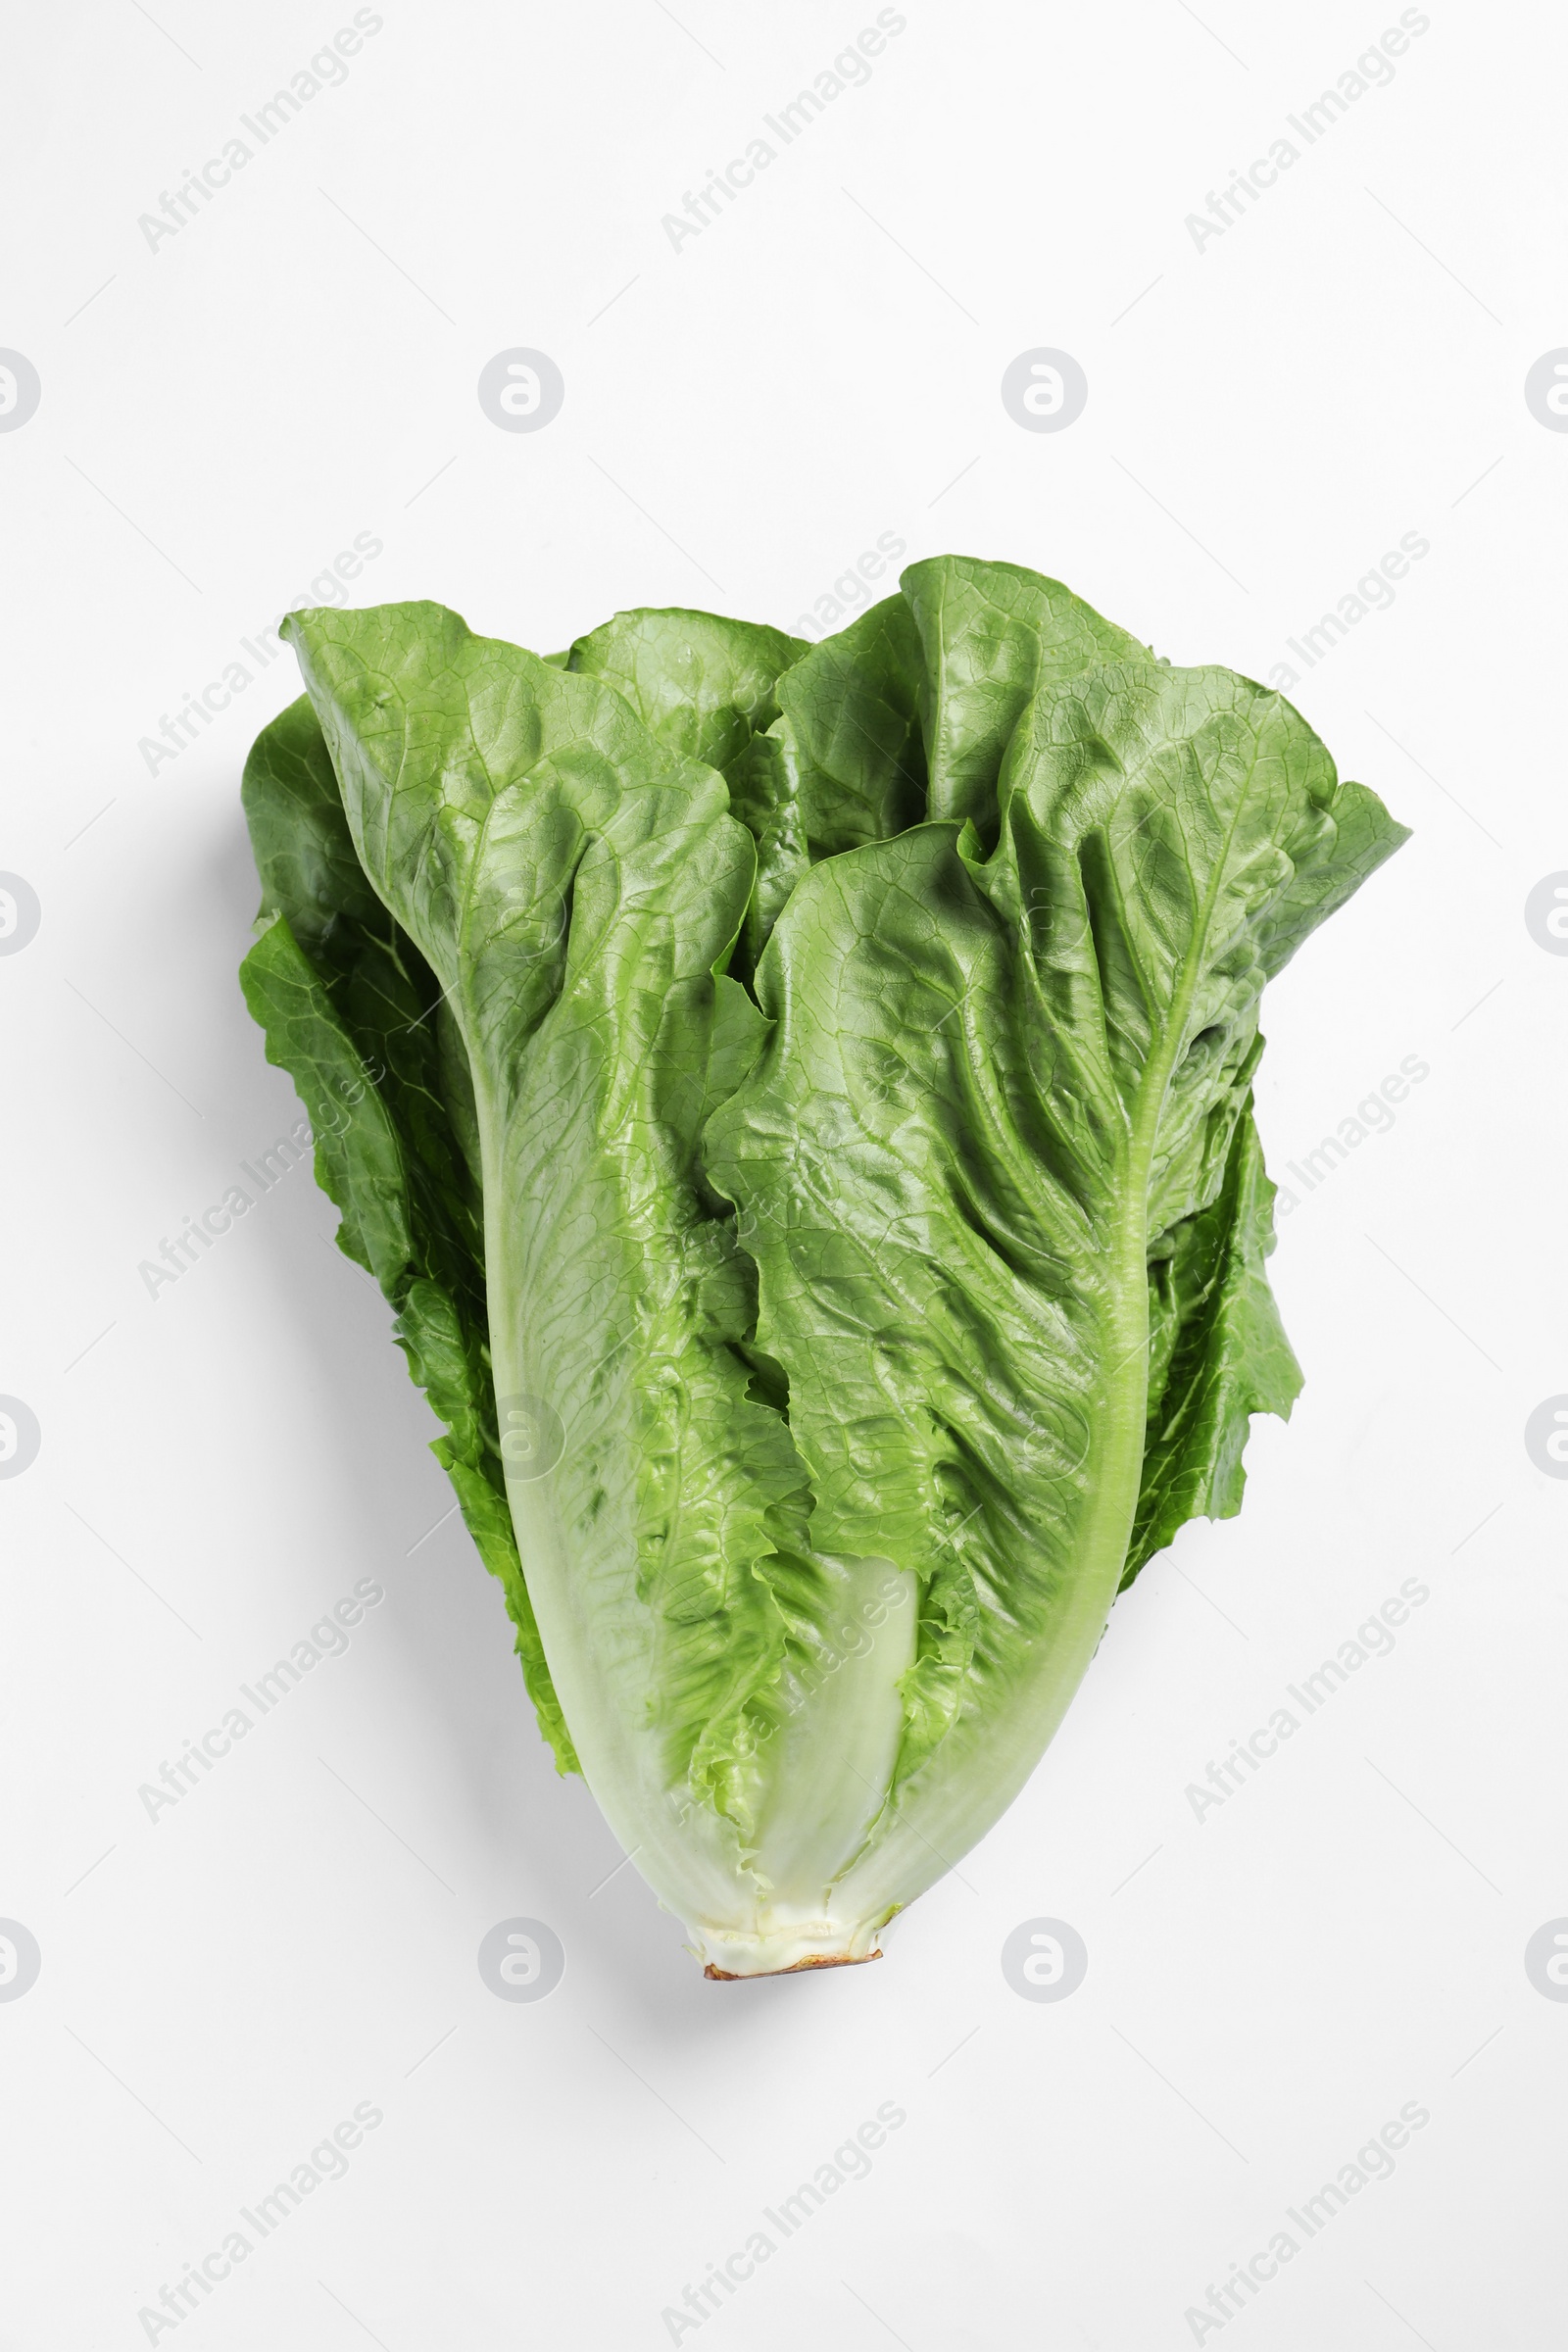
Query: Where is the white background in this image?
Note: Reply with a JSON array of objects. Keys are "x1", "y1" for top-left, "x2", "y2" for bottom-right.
[{"x1": 3, "y1": 2, "x2": 1565, "y2": 2345}]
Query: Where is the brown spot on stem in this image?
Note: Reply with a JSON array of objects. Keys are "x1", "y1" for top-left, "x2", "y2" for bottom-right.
[{"x1": 704, "y1": 1949, "x2": 883, "y2": 1982}]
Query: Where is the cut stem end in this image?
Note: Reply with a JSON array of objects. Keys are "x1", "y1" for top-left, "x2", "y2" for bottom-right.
[{"x1": 704, "y1": 1948, "x2": 884, "y2": 1982}]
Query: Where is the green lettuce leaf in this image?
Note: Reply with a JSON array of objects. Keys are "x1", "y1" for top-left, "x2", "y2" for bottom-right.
[
  {"x1": 902, "y1": 552, "x2": 1151, "y2": 833},
  {"x1": 731, "y1": 557, "x2": 1147, "y2": 965},
  {"x1": 703, "y1": 647, "x2": 1407, "y2": 1927},
  {"x1": 1130, "y1": 1100, "x2": 1300, "y2": 1589},
  {"x1": 565, "y1": 604, "x2": 806, "y2": 784},
  {"x1": 565, "y1": 605, "x2": 809, "y2": 983},
  {"x1": 237, "y1": 696, "x2": 576, "y2": 1769},
  {"x1": 277, "y1": 602, "x2": 928, "y2": 1962}
]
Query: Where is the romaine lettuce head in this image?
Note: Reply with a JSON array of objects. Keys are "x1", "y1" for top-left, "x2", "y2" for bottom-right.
[{"x1": 238, "y1": 557, "x2": 1406, "y2": 1977}]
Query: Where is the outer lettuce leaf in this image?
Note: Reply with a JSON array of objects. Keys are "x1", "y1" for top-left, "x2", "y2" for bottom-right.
[
  {"x1": 1130, "y1": 1101, "x2": 1300, "y2": 1589},
  {"x1": 278, "y1": 603, "x2": 925, "y2": 1968},
  {"x1": 238, "y1": 698, "x2": 577, "y2": 1769},
  {"x1": 704, "y1": 649, "x2": 1407, "y2": 1927}
]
